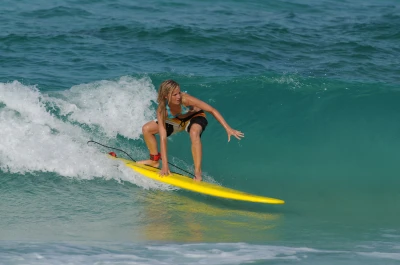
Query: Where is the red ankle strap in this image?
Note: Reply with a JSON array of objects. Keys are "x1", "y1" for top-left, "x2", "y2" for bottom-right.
[{"x1": 150, "y1": 153, "x2": 161, "y2": 161}]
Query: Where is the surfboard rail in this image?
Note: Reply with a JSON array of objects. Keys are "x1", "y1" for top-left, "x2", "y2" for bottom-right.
[{"x1": 115, "y1": 157, "x2": 285, "y2": 205}]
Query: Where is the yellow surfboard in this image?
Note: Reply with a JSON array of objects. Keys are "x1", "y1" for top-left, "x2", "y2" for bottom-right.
[{"x1": 115, "y1": 157, "x2": 284, "y2": 204}]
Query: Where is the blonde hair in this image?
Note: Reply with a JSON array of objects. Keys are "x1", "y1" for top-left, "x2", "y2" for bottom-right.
[{"x1": 157, "y1": 79, "x2": 180, "y2": 124}]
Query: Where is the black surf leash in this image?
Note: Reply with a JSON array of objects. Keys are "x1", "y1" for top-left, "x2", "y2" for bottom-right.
[
  {"x1": 87, "y1": 140, "x2": 195, "y2": 177},
  {"x1": 87, "y1": 140, "x2": 136, "y2": 161}
]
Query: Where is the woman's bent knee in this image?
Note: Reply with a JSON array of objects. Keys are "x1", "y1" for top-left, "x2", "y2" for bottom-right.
[
  {"x1": 142, "y1": 121, "x2": 158, "y2": 134},
  {"x1": 189, "y1": 124, "x2": 202, "y2": 140},
  {"x1": 142, "y1": 124, "x2": 150, "y2": 134}
]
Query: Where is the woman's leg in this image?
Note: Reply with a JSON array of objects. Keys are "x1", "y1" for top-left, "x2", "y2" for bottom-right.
[
  {"x1": 189, "y1": 123, "x2": 203, "y2": 181},
  {"x1": 138, "y1": 121, "x2": 160, "y2": 167}
]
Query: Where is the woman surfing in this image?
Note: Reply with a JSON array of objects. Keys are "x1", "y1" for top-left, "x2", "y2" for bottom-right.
[{"x1": 138, "y1": 79, "x2": 244, "y2": 181}]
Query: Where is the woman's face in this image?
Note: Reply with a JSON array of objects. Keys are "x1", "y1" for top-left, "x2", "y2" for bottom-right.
[{"x1": 168, "y1": 87, "x2": 182, "y2": 105}]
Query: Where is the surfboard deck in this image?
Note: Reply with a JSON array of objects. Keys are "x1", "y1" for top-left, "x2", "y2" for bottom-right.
[{"x1": 114, "y1": 157, "x2": 284, "y2": 204}]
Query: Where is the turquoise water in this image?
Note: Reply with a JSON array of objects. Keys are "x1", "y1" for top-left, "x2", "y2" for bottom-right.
[{"x1": 1, "y1": 0, "x2": 400, "y2": 264}]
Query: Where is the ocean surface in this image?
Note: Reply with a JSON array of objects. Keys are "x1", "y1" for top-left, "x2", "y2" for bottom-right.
[{"x1": 1, "y1": 0, "x2": 400, "y2": 264}]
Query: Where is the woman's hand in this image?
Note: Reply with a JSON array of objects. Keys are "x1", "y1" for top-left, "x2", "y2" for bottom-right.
[
  {"x1": 159, "y1": 165, "x2": 171, "y2": 177},
  {"x1": 227, "y1": 128, "x2": 244, "y2": 142}
]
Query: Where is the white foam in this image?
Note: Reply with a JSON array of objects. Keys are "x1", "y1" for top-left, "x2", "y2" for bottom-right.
[
  {"x1": 52, "y1": 75, "x2": 157, "y2": 139},
  {"x1": 0, "y1": 78, "x2": 173, "y2": 191},
  {"x1": 382, "y1": 233, "x2": 400, "y2": 238},
  {"x1": 148, "y1": 243, "x2": 323, "y2": 264},
  {"x1": 358, "y1": 251, "x2": 400, "y2": 261},
  {"x1": 0, "y1": 242, "x2": 326, "y2": 265},
  {"x1": 5, "y1": 242, "x2": 399, "y2": 265}
]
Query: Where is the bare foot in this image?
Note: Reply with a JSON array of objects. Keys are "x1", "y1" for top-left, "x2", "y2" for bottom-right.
[
  {"x1": 137, "y1": 159, "x2": 159, "y2": 168},
  {"x1": 193, "y1": 171, "x2": 202, "y2": 182}
]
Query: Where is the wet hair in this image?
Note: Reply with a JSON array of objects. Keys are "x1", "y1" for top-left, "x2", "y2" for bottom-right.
[{"x1": 157, "y1": 79, "x2": 180, "y2": 124}]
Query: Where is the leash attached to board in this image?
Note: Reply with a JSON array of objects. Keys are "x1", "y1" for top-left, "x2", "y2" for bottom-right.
[
  {"x1": 87, "y1": 140, "x2": 136, "y2": 161},
  {"x1": 87, "y1": 140, "x2": 195, "y2": 177}
]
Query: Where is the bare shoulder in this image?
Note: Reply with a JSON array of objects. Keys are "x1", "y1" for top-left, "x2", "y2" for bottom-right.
[
  {"x1": 183, "y1": 93, "x2": 213, "y2": 111},
  {"x1": 182, "y1": 92, "x2": 197, "y2": 105}
]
